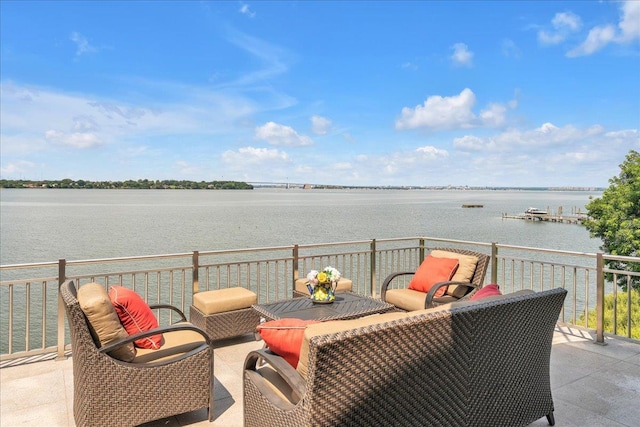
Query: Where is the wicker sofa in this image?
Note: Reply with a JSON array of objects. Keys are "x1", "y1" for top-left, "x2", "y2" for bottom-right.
[{"x1": 244, "y1": 287, "x2": 567, "y2": 427}]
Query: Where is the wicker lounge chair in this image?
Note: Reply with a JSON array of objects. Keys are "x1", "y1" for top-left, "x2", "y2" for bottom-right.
[
  {"x1": 244, "y1": 287, "x2": 567, "y2": 427},
  {"x1": 381, "y1": 247, "x2": 490, "y2": 310},
  {"x1": 60, "y1": 280, "x2": 214, "y2": 427}
]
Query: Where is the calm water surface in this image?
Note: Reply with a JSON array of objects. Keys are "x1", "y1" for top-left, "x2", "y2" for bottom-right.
[{"x1": 0, "y1": 188, "x2": 603, "y2": 265}]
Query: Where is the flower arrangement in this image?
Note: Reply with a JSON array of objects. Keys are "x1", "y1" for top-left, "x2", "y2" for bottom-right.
[
  {"x1": 306, "y1": 266, "x2": 341, "y2": 285},
  {"x1": 306, "y1": 266, "x2": 341, "y2": 302}
]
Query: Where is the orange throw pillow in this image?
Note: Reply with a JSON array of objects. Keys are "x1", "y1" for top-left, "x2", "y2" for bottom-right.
[
  {"x1": 408, "y1": 255, "x2": 459, "y2": 297},
  {"x1": 257, "y1": 318, "x2": 321, "y2": 368},
  {"x1": 109, "y1": 286, "x2": 163, "y2": 350}
]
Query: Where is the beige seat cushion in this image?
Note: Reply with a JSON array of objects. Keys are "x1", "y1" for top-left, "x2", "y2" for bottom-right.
[
  {"x1": 385, "y1": 288, "x2": 458, "y2": 311},
  {"x1": 193, "y1": 287, "x2": 257, "y2": 315},
  {"x1": 430, "y1": 250, "x2": 479, "y2": 298},
  {"x1": 77, "y1": 282, "x2": 136, "y2": 362},
  {"x1": 294, "y1": 278, "x2": 353, "y2": 295},
  {"x1": 133, "y1": 323, "x2": 206, "y2": 364}
]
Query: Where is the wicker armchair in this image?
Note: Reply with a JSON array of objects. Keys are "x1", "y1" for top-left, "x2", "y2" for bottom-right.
[
  {"x1": 60, "y1": 280, "x2": 214, "y2": 427},
  {"x1": 381, "y1": 247, "x2": 490, "y2": 310},
  {"x1": 244, "y1": 288, "x2": 567, "y2": 427}
]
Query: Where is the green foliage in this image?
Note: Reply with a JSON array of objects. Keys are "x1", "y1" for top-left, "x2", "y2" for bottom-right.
[
  {"x1": 584, "y1": 150, "x2": 640, "y2": 291},
  {"x1": 582, "y1": 290, "x2": 640, "y2": 339},
  {"x1": 0, "y1": 179, "x2": 254, "y2": 190}
]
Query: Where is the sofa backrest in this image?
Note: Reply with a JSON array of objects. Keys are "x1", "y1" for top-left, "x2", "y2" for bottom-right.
[{"x1": 300, "y1": 287, "x2": 567, "y2": 426}]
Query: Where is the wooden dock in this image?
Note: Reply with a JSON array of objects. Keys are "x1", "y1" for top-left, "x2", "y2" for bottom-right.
[
  {"x1": 502, "y1": 213, "x2": 588, "y2": 224},
  {"x1": 502, "y1": 206, "x2": 590, "y2": 224}
]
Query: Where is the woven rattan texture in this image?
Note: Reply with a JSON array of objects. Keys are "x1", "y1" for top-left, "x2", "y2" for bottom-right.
[
  {"x1": 253, "y1": 292, "x2": 394, "y2": 322},
  {"x1": 61, "y1": 281, "x2": 214, "y2": 427},
  {"x1": 293, "y1": 289, "x2": 310, "y2": 298},
  {"x1": 433, "y1": 247, "x2": 490, "y2": 296},
  {"x1": 190, "y1": 305, "x2": 261, "y2": 341},
  {"x1": 244, "y1": 288, "x2": 566, "y2": 427}
]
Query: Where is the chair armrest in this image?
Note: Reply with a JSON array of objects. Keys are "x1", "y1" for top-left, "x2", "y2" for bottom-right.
[
  {"x1": 380, "y1": 272, "x2": 414, "y2": 301},
  {"x1": 148, "y1": 303, "x2": 187, "y2": 322},
  {"x1": 99, "y1": 322, "x2": 212, "y2": 354},
  {"x1": 423, "y1": 281, "x2": 479, "y2": 308},
  {"x1": 245, "y1": 348, "x2": 306, "y2": 404}
]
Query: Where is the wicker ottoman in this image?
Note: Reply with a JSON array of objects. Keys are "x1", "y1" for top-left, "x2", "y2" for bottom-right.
[
  {"x1": 189, "y1": 287, "x2": 261, "y2": 341},
  {"x1": 293, "y1": 277, "x2": 353, "y2": 298}
]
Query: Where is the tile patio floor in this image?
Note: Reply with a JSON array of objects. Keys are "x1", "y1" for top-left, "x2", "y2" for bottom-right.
[{"x1": 1, "y1": 325, "x2": 639, "y2": 427}]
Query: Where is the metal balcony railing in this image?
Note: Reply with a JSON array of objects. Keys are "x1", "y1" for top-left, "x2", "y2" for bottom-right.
[{"x1": 1, "y1": 236, "x2": 638, "y2": 363}]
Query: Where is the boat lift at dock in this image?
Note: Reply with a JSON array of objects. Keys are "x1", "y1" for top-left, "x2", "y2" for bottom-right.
[{"x1": 502, "y1": 206, "x2": 589, "y2": 225}]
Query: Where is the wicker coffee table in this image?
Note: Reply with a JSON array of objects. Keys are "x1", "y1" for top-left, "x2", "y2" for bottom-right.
[{"x1": 252, "y1": 291, "x2": 395, "y2": 322}]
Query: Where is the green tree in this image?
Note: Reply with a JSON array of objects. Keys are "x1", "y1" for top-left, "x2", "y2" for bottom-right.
[{"x1": 584, "y1": 150, "x2": 640, "y2": 291}]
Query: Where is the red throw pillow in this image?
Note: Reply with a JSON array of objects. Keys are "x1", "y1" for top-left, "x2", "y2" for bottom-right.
[
  {"x1": 408, "y1": 255, "x2": 459, "y2": 297},
  {"x1": 470, "y1": 284, "x2": 502, "y2": 300},
  {"x1": 109, "y1": 286, "x2": 162, "y2": 349},
  {"x1": 257, "y1": 318, "x2": 321, "y2": 368}
]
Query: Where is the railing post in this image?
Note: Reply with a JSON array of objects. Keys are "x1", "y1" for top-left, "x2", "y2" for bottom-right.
[
  {"x1": 192, "y1": 251, "x2": 199, "y2": 294},
  {"x1": 595, "y1": 252, "x2": 606, "y2": 345},
  {"x1": 293, "y1": 245, "x2": 300, "y2": 294},
  {"x1": 370, "y1": 239, "x2": 377, "y2": 297},
  {"x1": 491, "y1": 242, "x2": 498, "y2": 284},
  {"x1": 56, "y1": 259, "x2": 67, "y2": 360},
  {"x1": 419, "y1": 237, "x2": 425, "y2": 261}
]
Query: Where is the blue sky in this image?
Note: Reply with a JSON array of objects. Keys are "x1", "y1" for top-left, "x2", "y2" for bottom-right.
[{"x1": 1, "y1": 1, "x2": 639, "y2": 187}]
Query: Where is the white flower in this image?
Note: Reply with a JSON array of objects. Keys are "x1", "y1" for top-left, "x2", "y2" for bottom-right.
[
  {"x1": 306, "y1": 266, "x2": 341, "y2": 286},
  {"x1": 307, "y1": 270, "x2": 319, "y2": 284},
  {"x1": 325, "y1": 266, "x2": 341, "y2": 282}
]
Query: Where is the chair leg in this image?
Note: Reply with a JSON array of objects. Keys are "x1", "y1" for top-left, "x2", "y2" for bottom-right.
[{"x1": 546, "y1": 411, "x2": 555, "y2": 426}]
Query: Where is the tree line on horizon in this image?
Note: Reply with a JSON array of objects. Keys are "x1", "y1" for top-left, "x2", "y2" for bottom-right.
[{"x1": 0, "y1": 178, "x2": 254, "y2": 190}]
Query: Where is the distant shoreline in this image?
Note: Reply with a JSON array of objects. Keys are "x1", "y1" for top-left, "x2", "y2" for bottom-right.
[
  {"x1": 0, "y1": 179, "x2": 254, "y2": 190},
  {"x1": 0, "y1": 179, "x2": 604, "y2": 192}
]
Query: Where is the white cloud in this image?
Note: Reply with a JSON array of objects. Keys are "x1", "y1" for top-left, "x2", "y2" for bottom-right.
[
  {"x1": 45, "y1": 130, "x2": 103, "y2": 148},
  {"x1": 255, "y1": 122, "x2": 313, "y2": 146},
  {"x1": 0, "y1": 160, "x2": 36, "y2": 177},
  {"x1": 538, "y1": 11, "x2": 582, "y2": 45},
  {"x1": 567, "y1": 25, "x2": 617, "y2": 57},
  {"x1": 401, "y1": 62, "x2": 418, "y2": 70},
  {"x1": 567, "y1": 1, "x2": 640, "y2": 57},
  {"x1": 453, "y1": 135, "x2": 486, "y2": 151},
  {"x1": 222, "y1": 30, "x2": 289, "y2": 88},
  {"x1": 453, "y1": 122, "x2": 618, "y2": 154},
  {"x1": 70, "y1": 32, "x2": 98, "y2": 56},
  {"x1": 480, "y1": 103, "x2": 508, "y2": 128},
  {"x1": 501, "y1": 39, "x2": 521, "y2": 58},
  {"x1": 605, "y1": 129, "x2": 639, "y2": 140},
  {"x1": 310, "y1": 115, "x2": 332, "y2": 135},
  {"x1": 395, "y1": 88, "x2": 477, "y2": 131},
  {"x1": 0, "y1": 81, "x2": 257, "y2": 152},
  {"x1": 239, "y1": 3, "x2": 256, "y2": 18},
  {"x1": 342, "y1": 132, "x2": 355, "y2": 143},
  {"x1": 450, "y1": 43, "x2": 473, "y2": 67},
  {"x1": 222, "y1": 146, "x2": 290, "y2": 165},
  {"x1": 415, "y1": 146, "x2": 449, "y2": 159},
  {"x1": 396, "y1": 88, "x2": 517, "y2": 132},
  {"x1": 508, "y1": 89, "x2": 520, "y2": 109},
  {"x1": 346, "y1": 146, "x2": 453, "y2": 181},
  {"x1": 618, "y1": 0, "x2": 640, "y2": 42},
  {"x1": 553, "y1": 11, "x2": 582, "y2": 31}
]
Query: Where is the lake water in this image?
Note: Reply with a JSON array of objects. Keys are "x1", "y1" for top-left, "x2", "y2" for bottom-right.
[{"x1": 0, "y1": 188, "x2": 603, "y2": 266}]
